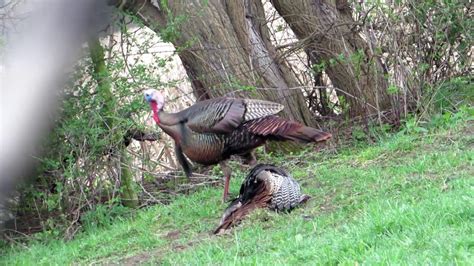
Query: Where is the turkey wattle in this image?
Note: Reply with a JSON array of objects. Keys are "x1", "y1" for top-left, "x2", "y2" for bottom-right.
[{"x1": 143, "y1": 89, "x2": 331, "y2": 201}]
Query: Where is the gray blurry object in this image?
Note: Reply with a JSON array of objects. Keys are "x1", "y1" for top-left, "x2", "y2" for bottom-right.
[{"x1": 0, "y1": 0, "x2": 112, "y2": 226}]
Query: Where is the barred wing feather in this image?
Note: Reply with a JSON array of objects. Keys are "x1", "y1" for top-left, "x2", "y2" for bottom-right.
[{"x1": 184, "y1": 98, "x2": 284, "y2": 134}]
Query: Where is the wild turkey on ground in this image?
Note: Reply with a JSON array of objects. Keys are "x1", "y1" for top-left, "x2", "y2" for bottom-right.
[
  {"x1": 143, "y1": 89, "x2": 331, "y2": 201},
  {"x1": 214, "y1": 164, "x2": 310, "y2": 234}
]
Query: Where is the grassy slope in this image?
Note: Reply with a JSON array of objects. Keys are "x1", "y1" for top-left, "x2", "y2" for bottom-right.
[{"x1": 1, "y1": 116, "x2": 473, "y2": 265}]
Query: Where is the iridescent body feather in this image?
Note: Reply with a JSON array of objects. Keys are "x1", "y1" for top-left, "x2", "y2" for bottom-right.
[{"x1": 144, "y1": 89, "x2": 331, "y2": 200}]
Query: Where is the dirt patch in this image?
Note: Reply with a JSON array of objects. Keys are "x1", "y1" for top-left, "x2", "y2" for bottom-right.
[
  {"x1": 118, "y1": 231, "x2": 212, "y2": 265},
  {"x1": 120, "y1": 250, "x2": 156, "y2": 265}
]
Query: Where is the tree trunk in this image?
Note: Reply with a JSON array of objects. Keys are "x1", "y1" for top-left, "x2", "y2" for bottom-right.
[
  {"x1": 89, "y1": 38, "x2": 138, "y2": 208},
  {"x1": 118, "y1": 149, "x2": 139, "y2": 207},
  {"x1": 124, "y1": 0, "x2": 316, "y2": 126},
  {"x1": 271, "y1": 0, "x2": 391, "y2": 117}
]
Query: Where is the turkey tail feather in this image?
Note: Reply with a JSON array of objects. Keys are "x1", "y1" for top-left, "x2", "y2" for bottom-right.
[
  {"x1": 285, "y1": 125, "x2": 332, "y2": 143},
  {"x1": 245, "y1": 116, "x2": 332, "y2": 143},
  {"x1": 214, "y1": 181, "x2": 270, "y2": 234}
]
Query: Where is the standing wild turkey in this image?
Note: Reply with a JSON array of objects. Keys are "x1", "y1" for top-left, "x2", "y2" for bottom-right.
[
  {"x1": 143, "y1": 89, "x2": 331, "y2": 201},
  {"x1": 214, "y1": 164, "x2": 310, "y2": 234}
]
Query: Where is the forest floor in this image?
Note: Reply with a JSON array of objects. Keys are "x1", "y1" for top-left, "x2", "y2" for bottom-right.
[{"x1": 1, "y1": 109, "x2": 473, "y2": 265}]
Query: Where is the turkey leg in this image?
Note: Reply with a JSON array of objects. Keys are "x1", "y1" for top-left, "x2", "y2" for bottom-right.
[
  {"x1": 240, "y1": 150, "x2": 257, "y2": 166},
  {"x1": 220, "y1": 161, "x2": 232, "y2": 202}
]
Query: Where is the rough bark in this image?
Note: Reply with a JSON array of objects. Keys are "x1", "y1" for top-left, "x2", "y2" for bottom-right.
[
  {"x1": 123, "y1": 0, "x2": 316, "y2": 126},
  {"x1": 271, "y1": 0, "x2": 391, "y2": 117}
]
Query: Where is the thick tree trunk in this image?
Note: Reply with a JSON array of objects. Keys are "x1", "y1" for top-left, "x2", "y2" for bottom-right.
[
  {"x1": 271, "y1": 0, "x2": 391, "y2": 117},
  {"x1": 124, "y1": 0, "x2": 316, "y2": 126}
]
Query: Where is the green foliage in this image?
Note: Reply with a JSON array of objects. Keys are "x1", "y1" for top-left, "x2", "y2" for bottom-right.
[
  {"x1": 13, "y1": 16, "x2": 174, "y2": 236},
  {"x1": 311, "y1": 61, "x2": 326, "y2": 74},
  {"x1": 349, "y1": 49, "x2": 365, "y2": 78},
  {"x1": 336, "y1": 95, "x2": 350, "y2": 115},
  {"x1": 309, "y1": 0, "x2": 472, "y2": 117},
  {"x1": 159, "y1": 14, "x2": 187, "y2": 43},
  {"x1": 396, "y1": 1, "x2": 469, "y2": 82},
  {"x1": 1, "y1": 108, "x2": 472, "y2": 264},
  {"x1": 275, "y1": 24, "x2": 285, "y2": 32},
  {"x1": 81, "y1": 205, "x2": 132, "y2": 231},
  {"x1": 387, "y1": 84, "x2": 399, "y2": 95},
  {"x1": 223, "y1": 76, "x2": 260, "y2": 98},
  {"x1": 6, "y1": 0, "x2": 472, "y2": 248},
  {"x1": 351, "y1": 126, "x2": 368, "y2": 141},
  {"x1": 431, "y1": 76, "x2": 474, "y2": 112},
  {"x1": 400, "y1": 103, "x2": 472, "y2": 136},
  {"x1": 158, "y1": 0, "x2": 187, "y2": 43},
  {"x1": 229, "y1": 77, "x2": 257, "y2": 92}
]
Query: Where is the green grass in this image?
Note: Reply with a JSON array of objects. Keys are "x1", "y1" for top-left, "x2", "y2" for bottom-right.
[{"x1": 1, "y1": 112, "x2": 473, "y2": 265}]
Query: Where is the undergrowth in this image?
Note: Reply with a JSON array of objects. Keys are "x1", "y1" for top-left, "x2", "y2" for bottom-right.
[{"x1": 1, "y1": 103, "x2": 472, "y2": 264}]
